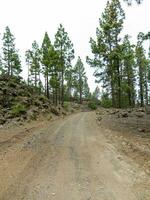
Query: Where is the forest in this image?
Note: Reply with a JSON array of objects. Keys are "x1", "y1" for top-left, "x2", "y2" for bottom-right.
[
  {"x1": 87, "y1": 0, "x2": 150, "y2": 108},
  {"x1": 0, "y1": 0, "x2": 149, "y2": 110},
  {"x1": 0, "y1": 25, "x2": 91, "y2": 107},
  {"x1": 0, "y1": 1, "x2": 150, "y2": 199}
]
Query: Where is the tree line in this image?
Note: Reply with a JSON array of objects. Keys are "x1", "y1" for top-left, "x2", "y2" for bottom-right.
[
  {"x1": 0, "y1": 25, "x2": 90, "y2": 106},
  {"x1": 87, "y1": 0, "x2": 150, "y2": 108},
  {"x1": 0, "y1": 0, "x2": 147, "y2": 109}
]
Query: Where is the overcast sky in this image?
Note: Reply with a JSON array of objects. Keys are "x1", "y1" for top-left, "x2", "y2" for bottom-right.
[{"x1": 0, "y1": 0, "x2": 149, "y2": 91}]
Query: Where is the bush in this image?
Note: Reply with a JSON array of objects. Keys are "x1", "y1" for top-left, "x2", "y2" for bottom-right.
[
  {"x1": 47, "y1": 114, "x2": 52, "y2": 120},
  {"x1": 63, "y1": 102, "x2": 70, "y2": 111},
  {"x1": 100, "y1": 92, "x2": 112, "y2": 108},
  {"x1": 38, "y1": 95, "x2": 48, "y2": 102},
  {"x1": 101, "y1": 98, "x2": 112, "y2": 108},
  {"x1": 11, "y1": 103, "x2": 27, "y2": 117},
  {"x1": 88, "y1": 102, "x2": 97, "y2": 110}
]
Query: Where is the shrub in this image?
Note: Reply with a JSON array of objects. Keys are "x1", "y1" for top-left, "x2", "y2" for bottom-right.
[
  {"x1": 47, "y1": 114, "x2": 52, "y2": 120},
  {"x1": 88, "y1": 101, "x2": 97, "y2": 110},
  {"x1": 101, "y1": 98, "x2": 112, "y2": 108},
  {"x1": 63, "y1": 102, "x2": 70, "y2": 111},
  {"x1": 11, "y1": 103, "x2": 27, "y2": 117},
  {"x1": 100, "y1": 92, "x2": 112, "y2": 108}
]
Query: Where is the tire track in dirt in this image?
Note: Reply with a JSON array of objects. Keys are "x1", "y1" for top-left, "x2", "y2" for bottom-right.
[{"x1": 0, "y1": 112, "x2": 149, "y2": 200}]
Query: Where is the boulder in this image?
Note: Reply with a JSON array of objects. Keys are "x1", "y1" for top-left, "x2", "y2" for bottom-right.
[
  {"x1": 5, "y1": 112, "x2": 13, "y2": 119},
  {"x1": 27, "y1": 110, "x2": 37, "y2": 120},
  {"x1": 109, "y1": 109, "x2": 119, "y2": 115},
  {"x1": 121, "y1": 112, "x2": 128, "y2": 118},
  {"x1": 138, "y1": 128, "x2": 145, "y2": 133},
  {"x1": 135, "y1": 112, "x2": 144, "y2": 118},
  {"x1": 42, "y1": 103, "x2": 49, "y2": 109},
  {"x1": 0, "y1": 116, "x2": 6, "y2": 125},
  {"x1": 51, "y1": 107, "x2": 60, "y2": 116},
  {"x1": 96, "y1": 116, "x2": 102, "y2": 121},
  {"x1": 127, "y1": 109, "x2": 133, "y2": 113},
  {"x1": 62, "y1": 111, "x2": 67, "y2": 116},
  {"x1": 137, "y1": 108, "x2": 145, "y2": 112}
]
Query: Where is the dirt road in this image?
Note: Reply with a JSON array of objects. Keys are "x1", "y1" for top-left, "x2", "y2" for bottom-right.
[{"x1": 0, "y1": 112, "x2": 149, "y2": 200}]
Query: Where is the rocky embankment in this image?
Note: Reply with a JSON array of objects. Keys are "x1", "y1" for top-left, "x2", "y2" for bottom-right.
[
  {"x1": 0, "y1": 75, "x2": 76, "y2": 127},
  {"x1": 96, "y1": 108, "x2": 150, "y2": 175}
]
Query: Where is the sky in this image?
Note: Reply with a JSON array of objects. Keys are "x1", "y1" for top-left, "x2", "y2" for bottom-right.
[{"x1": 0, "y1": 0, "x2": 150, "y2": 92}]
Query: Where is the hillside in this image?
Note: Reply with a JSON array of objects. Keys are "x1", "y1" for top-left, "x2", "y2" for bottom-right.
[{"x1": 0, "y1": 75, "x2": 75, "y2": 126}]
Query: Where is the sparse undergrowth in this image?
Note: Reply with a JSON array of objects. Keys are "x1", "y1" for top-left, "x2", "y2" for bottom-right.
[
  {"x1": 0, "y1": 76, "x2": 79, "y2": 126},
  {"x1": 96, "y1": 108, "x2": 150, "y2": 175},
  {"x1": 11, "y1": 103, "x2": 27, "y2": 117},
  {"x1": 88, "y1": 101, "x2": 97, "y2": 110}
]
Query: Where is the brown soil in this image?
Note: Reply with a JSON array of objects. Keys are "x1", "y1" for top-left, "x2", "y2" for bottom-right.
[{"x1": 0, "y1": 111, "x2": 149, "y2": 200}]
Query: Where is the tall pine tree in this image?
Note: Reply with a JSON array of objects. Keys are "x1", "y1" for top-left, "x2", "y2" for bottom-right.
[
  {"x1": 122, "y1": 35, "x2": 136, "y2": 107},
  {"x1": 54, "y1": 24, "x2": 74, "y2": 105},
  {"x1": 74, "y1": 57, "x2": 86, "y2": 104},
  {"x1": 87, "y1": 0, "x2": 125, "y2": 108},
  {"x1": 136, "y1": 33, "x2": 148, "y2": 106},
  {"x1": 41, "y1": 32, "x2": 55, "y2": 99},
  {"x1": 2, "y1": 26, "x2": 21, "y2": 77},
  {"x1": 26, "y1": 41, "x2": 41, "y2": 90}
]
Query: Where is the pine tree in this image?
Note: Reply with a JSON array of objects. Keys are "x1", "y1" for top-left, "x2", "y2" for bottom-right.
[
  {"x1": 41, "y1": 32, "x2": 55, "y2": 99},
  {"x1": 0, "y1": 56, "x2": 3, "y2": 75},
  {"x1": 54, "y1": 24, "x2": 74, "y2": 105},
  {"x1": 65, "y1": 65, "x2": 74, "y2": 101},
  {"x1": 144, "y1": 32, "x2": 150, "y2": 58},
  {"x1": 26, "y1": 41, "x2": 41, "y2": 91},
  {"x1": 144, "y1": 59, "x2": 150, "y2": 105},
  {"x1": 49, "y1": 50, "x2": 60, "y2": 105},
  {"x1": 74, "y1": 57, "x2": 86, "y2": 104},
  {"x1": 122, "y1": 35, "x2": 136, "y2": 107},
  {"x1": 92, "y1": 86, "x2": 101, "y2": 104},
  {"x1": 2, "y1": 26, "x2": 21, "y2": 77},
  {"x1": 136, "y1": 33, "x2": 148, "y2": 106},
  {"x1": 139, "y1": 32, "x2": 150, "y2": 105},
  {"x1": 83, "y1": 77, "x2": 90, "y2": 99},
  {"x1": 87, "y1": 0, "x2": 125, "y2": 108},
  {"x1": 41, "y1": 32, "x2": 51, "y2": 98},
  {"x1": 25, "y1": 50, "x2": 31, "y2": 86}
]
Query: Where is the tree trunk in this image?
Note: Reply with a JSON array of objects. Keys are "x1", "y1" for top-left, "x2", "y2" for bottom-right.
[
  {"x1": 35, "y1": 72, "x2": 37, "y2": 88},
  {"x1": 55, "y1": 87, "x2": 58, "y2": 106},
  {"x1": 108, "y1": 36, "x2": 115, "y2": 107},
  {"x1": 79, "y1": 84, "x2": 82, "y2": 104},
  {"x1": 46, "y1": 74, "x2": 49, "y2": 99},
  {"x1": 117, "y1": 60, "x2": 121, "y2": 108},
  {"x1": 145, "y1": 78, "x2": 148, "y2": 105},
  {"x1": 61, "y1": 69, "x2": 64, "y2": 106},
  {"x1": 127, "y1": 67, "x2": 132, "y2": 107},
  {"x1": 28, "y1": 63, "x2": 30, "y2": 86},
  {"x1": 110, "y1": 70, "x2": 115, "y2": 107},
  {"x1": 139, "y1": 64, "x2": 144, "y2": 107}
]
